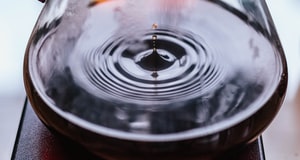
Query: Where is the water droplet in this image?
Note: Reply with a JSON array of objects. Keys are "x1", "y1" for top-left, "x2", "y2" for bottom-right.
[
  {"x1": 152, "y1": 35, "x2": 157, "y2": 40},
  {"x1": 152, "y1": 23, "x2": 158, "y2": 30}
]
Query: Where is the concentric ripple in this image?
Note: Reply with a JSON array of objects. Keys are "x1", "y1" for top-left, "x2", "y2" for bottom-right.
[
  {"x1": 78, "y1": 28, "x2": 225, "y2": 105},
  {"x1": 32, "y1": 0, "x2": 283, "y2": 135}
]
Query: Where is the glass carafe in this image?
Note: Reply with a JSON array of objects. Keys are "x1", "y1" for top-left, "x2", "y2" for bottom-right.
[{"x1": 24, "y1": 0, "x2": 288, "y2": 159}]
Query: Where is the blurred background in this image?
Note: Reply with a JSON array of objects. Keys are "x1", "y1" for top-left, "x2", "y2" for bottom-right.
[
  {"x1": 0, "y1": 0, "x2": 299, "y2": 159},
  {"x1": 263, "y1": 1, "x2": 300, "y2": 160},
  {"x1": 0, "y1": 1, "x2": 42, "y2": 160}
]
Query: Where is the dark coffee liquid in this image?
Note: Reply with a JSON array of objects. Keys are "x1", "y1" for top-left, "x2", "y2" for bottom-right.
[{"x1": 26, "y1": 0, "x2": 284, "y2": 140}]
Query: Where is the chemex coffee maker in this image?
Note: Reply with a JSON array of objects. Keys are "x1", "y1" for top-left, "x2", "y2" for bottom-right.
[{"x1": 20, "y1": 0, "x2": 287, "y2": 159}]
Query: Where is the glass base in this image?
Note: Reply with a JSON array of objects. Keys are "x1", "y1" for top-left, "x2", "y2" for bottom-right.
[{"x1": 11, "y1": 99, "x2": 266, "y2": 160}]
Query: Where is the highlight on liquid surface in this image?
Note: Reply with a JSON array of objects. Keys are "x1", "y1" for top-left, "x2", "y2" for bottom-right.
[{"x1": 28, "y1": 0, "x2": 284, "y2": 140}]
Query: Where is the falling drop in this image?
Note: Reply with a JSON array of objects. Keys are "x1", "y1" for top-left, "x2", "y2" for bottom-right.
[
  {"x1": 152, "y1": 23, "x2": 158, "y2": 53},
  {"x1": 151, "y1": 72, "x2": 159, "y2": 78},
  {"x1": 151, "y1": 24, "x2": 159, "y2": 78},
  {"x1": 152, "y1": 23, "x2": 158, "y2": 29},
  {"x1": 135, "y1": 23, "x2": 177, "y2": 77}
]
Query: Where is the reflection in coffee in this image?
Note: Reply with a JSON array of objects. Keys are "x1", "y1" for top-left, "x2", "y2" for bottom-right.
[{"x1": 27, "y1": 0, "x2": 283, "y2": 138}]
